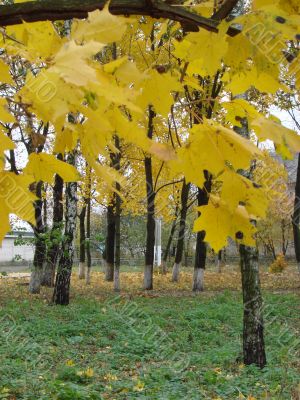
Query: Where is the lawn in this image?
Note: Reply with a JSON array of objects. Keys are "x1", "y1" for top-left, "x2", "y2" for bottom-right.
[{"x1": 0, "y1": 271, "x2": 299, "y2": 399}]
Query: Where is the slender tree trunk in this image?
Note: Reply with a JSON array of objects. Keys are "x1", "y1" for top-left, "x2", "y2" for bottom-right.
[
  {"x1": 78, "y1": 205, "x2": 86, "y2": 279},
  {"x1": 193, "y1": 172, "x2": 211, "y2": 292},
  {"x1": 53, "y1": 152, "x2": 77, "y2": 305},
  {"x1": 144, "y1": 106, "x2": 156, "y2": 290},
  {"x1": 86, "y1": 191, "x2": 92, "y2": 285},
  {"x1": 172, "y1": 181, "x2": 190, "y2": 282},
  {"x1": 161, "y1": 207, "x2": 178, "y2": 274},
  {"x1": 235, "y1": 117, "x2": 266, "y2": 367},
  {"x1": 293, "y1": 153, "x2": 300, "y2": 273},
  {"x1": 114, "y1": 136, "x2": 121, "y2": 292},
  {"x1": 240, "y1": 244, "x2": 266, "y2": 368},
  {"x1": 40, "y1": 155, "x2": 64, "y2": 287},
  {"x1": 105, "y1": 203, "x2": 115, "y2": 281},
  {"x1": 217, "y1": 250, "x2": 223, "y2": 273},
  {"x1": 29, "y1": 181, "x2": 46, "y2": 294}
]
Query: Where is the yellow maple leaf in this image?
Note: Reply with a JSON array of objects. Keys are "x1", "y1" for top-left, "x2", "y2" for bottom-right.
[
  {"x1": 50, "y1": 40, "x2": 103, "y2": 86},
  {"x1": 170, "y1": 120, "x2": 260, "y2": 187},
  {"x1": 220, "y1": 169, "x2": 268, "y2": 218},
  {"x1": 0, "y1": 172, "x2": 36, "y2": 241},
  {"x1": 222, "y1": 99, "x2": 260, "y2": 127},
  {"x1": 19, "y1": 70, "x2": 82, "y2": 129},
  {"x1": 0, "y1": 60, "x2": 13, "y2": 84},
  {"x1": 0, "y1": 132, "x2": 14, "y2": 153},
  {"x1": 193, "y1": 195, "x2": 256, "y2": 251},
  {"x1": 72, "y1": 7, "x2": 130, "y2": 44},
  {"x1": 6, "y1": 21, "x2": 64, "y2": 61},
  {"x1": 225, "y1": 67, "x2": 284, "y2": 96},
  {"x1": 251, "y1": 116, "x2": 300, "y2": 158},
  {"x1": 176, "y1": 22, "x2": 228, "y2": 76},
  {"x1": 0, "y1": 98, "x2": 14, "y2": 123},
  {"x1": 24, "y1": 153, "x2": 80, "y2": 183},
  {"x1": 136, "y1": 69, "x2": 182, "y2": 117}
]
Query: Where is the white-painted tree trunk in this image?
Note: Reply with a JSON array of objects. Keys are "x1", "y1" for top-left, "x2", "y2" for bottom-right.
[
  {"x1": 192, "y1": 268, "x2": 204, "y2": 292},
  {"x1": 171, "y1": 262, "x2": 180, "y2": 282},
  {"x1": 85, "y1": 267, "x2": 91, "y2": 285},
  {"x1": 29, "y1": 270, "x2": 41, "y2": 294},
  {"x1": 78, "y1": 262, "x2": 86, "y2": 279},
  {"x1": 144, "y1": 265, "x2": 153, "y2": 290},
  {"x1": 105, "y1": 262, "x2": 114, "y2": 281},
  {"x1": 161, "y1": 261, "x2": 168, "y2": 275},
  {"x1": 114, "y1": 268, "x2": 120, "y2": 292}
]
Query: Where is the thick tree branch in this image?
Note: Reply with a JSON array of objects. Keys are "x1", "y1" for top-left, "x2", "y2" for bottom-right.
[
  {"x1": 212, "y1": 0, "x2": 240, "y2": 20},
  {"x1": 0, "y1": 0, "x2": 240, "y2": 36}
]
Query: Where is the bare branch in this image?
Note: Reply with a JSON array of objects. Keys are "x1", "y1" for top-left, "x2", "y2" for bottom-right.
[{"x1": 0, "y1": 0, "x2": 240, "y2": 36}]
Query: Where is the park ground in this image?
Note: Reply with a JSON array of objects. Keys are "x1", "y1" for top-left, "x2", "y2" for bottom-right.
[{"x1": 0, "y1": 265, "x2": 299, "y2": 400}]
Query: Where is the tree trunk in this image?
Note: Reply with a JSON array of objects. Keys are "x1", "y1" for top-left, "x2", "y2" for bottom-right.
[
  {"x1": 217, "y1": 250, "x2": 223, "y2": 273},
  {"x1": 193, "y1": 172, "x2": 211, "y2": 292},
  {"x1": 172, "y1": 181, "x2": 190, "y2": 282},
  {"x1": 29, "y1": 181, "x2": 46, "y2": 294},
  {"x1": 240, "y1": 244, "x2": 266, "y2": 368},
  {"x1": 86, "y1": 191, "x2": 92, "y2": 285},
  {"x1": 105, "y1": 203, "x2": 115, "y2": 281},
  {"x1": 114, "y1": 136, "x2": 121, "y2": 292},
  {"x1": 293, "y1": 153, "x2": 300, "y2": 274},
  {"x1": 144, "y1": 106, "x2": 156, "y2": 290},
  {"x1": 235, "y1": 117, "x2": 266, "y2": 367},
  {"x1": 53, "y1": 152, "x2": 77, "y2": 305},
  {"x1": 78, "y1": 205, "x2": 86, "y2": 279},
  {"x1": 41, "y1": 155, "x2": 64, "y2": 287},
  {"x1": 161, "y1": 206, "x2": 178, "y2": 274},
  {"x1": 114, "y1": 193, "x2": 121, "y2": 291}
]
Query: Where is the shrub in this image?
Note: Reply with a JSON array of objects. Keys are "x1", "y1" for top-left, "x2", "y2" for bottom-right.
[{"x1": 269, "y1": 254, "x2": 288, "y2": 273}]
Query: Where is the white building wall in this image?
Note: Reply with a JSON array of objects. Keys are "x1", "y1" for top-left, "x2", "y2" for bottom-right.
[{"x1": 0, "y1": 237, "x2": 34, "y2": 262}]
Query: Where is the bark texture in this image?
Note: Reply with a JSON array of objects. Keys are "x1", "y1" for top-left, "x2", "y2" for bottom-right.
[
  {"x1": 114, "y1": 136, "x2": 121, "y2": 292},
  {"x1": 144, "y1": 106, "x2": 156, "y2": 290},
  {"x1": 235, "y1": 117, "x2": 266, "y2": 368},
  {"x1": 29, "y1": 181, "x2": 46, "y2": 294},
  {"x1": 105, "y1": 203, "x2": 115, "y2": 281},
  {"x1": 162, "y1": 206, "x2": 178, "y2": 274},
  {"x1": 240, "y1": 245, "x2": 266, "y2": 368},
  {"x1": 0, "y1": 0, "x2": 240, "y2": 36},
  {"x1": 78, "y1": 205, "x2": 86, "y2": 279},
  {"x1": 193, "y1": 172, "x2": 211, "y2": 292},
  {"x1": 293, "y1": 153, "x2": 300, "y2": 274},
  {"x1": 172, "y1": 180, "x2": 190, "y2": 282},
  {"x1": 53, "y1": 152, "x2": 77, "y2": 306},
  {"x1": 86, "y1": 191, "x2": 92, "y2": 285},
  {"x1": 41, "y1": 155, "x2": 64, "y2": 287}
]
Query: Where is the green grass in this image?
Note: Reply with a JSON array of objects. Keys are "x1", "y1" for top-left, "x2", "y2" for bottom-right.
[{"x1": 0, "y1": 291, "x2": 299, "y2": 399}]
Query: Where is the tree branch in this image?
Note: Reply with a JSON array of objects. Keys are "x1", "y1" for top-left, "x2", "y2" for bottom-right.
[
  {"x1": 0, "y1": 0, "x2": 240, "y2": 36},
  {"x1": 212, "y1": 0, "x2": 240, "y2": 20}
]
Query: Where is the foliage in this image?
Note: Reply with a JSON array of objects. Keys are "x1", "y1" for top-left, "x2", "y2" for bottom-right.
[
  {"x1": 0, "y1": 0, "x2": 300, "y2": 250},
  {"x1": 269, "y1": 253, "x2": 288, "y2": 273}
]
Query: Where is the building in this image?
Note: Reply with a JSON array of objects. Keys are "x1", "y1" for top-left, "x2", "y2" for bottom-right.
[{"x1": 0, "y1": 231, "x2": 34, "y2": 264}]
